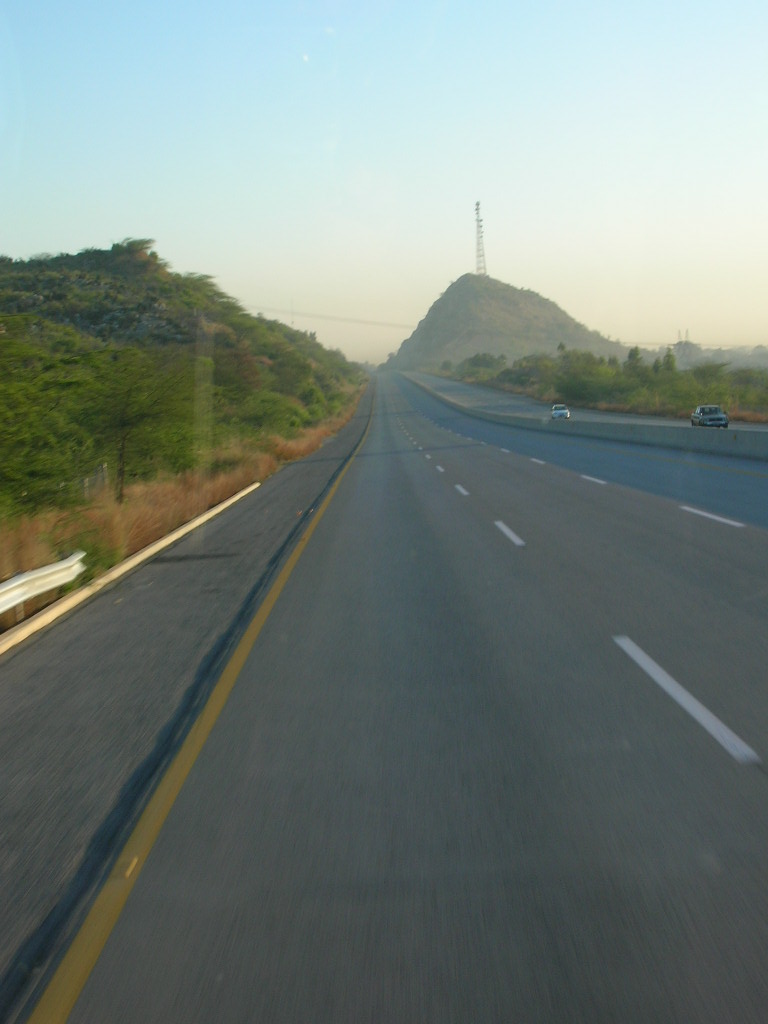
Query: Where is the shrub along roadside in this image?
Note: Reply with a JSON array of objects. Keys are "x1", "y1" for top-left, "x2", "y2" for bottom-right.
[
  {"x1": 450, "y1": 346, "x2": 768, "y2": 422},
  {"x1": 0, "y1": 393, "x2": 363, "y2": 633},
  {"x1": 0, "y1": 323, "x2": 364, "y2": 517}
]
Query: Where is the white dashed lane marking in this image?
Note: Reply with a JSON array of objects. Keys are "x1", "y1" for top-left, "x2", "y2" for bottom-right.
[
  {"x1": 494, "y1": 521, "x2": 525, "y2": 547},
  {"x1": 680, "y1": 506, "x2": 745, "y2": 528}
]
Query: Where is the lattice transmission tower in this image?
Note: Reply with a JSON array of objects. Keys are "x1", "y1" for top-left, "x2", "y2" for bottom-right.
[{"x1": 475, "y1": 201, "x2": 487, "y2": 276}]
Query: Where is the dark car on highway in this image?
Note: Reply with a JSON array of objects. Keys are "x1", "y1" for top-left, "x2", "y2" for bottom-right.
[{"x1": 691, "y1": 404, "x2": 729, "y2": 428}]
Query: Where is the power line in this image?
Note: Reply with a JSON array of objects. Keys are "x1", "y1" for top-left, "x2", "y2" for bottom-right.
[{"x1": 249, "y1": 306, "x2": 414, "y2": 330}]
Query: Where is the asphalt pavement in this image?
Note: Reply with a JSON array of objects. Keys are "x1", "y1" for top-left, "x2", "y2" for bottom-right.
[{"x1": 54, "y1": 371, "x2": 768, "y2": 1023}]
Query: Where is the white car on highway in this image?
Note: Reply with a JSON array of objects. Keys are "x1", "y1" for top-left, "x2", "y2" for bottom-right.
[
  {"x1": 691, "y1": 404, "x2": 729, "y2": 428},
  {"x1": 551, "y1": 404, "x2": 570, "y2": 420}
]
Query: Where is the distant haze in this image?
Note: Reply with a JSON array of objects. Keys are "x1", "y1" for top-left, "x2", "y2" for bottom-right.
[{"x1": 2, "y1": 2, "x2": 766, "y2": 364}]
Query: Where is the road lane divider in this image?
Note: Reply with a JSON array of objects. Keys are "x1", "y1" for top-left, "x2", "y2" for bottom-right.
[
  {"x1": 494, "y1": 521, "x2": 526, "y2": 547},
  {"x1": 455, "y1": 485, "x2": 470, "y2": 496},
  {"x1": 613, "y1": 636, "x2": 760, "y2": 765},
  {"x1": 680, "y1": 506, "x2": 745, "y2": 528},
  {"x1": 581, "y1": 474, "x2": 607, "y2": 485}
]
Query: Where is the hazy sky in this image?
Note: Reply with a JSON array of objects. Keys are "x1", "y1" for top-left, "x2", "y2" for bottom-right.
[{"x1": 2, "y1": 1, "x2": 767, "y2": 364}]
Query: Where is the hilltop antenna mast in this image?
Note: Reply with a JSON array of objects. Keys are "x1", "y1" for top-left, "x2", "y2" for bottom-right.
[{"x1": 475, "y1": 201, "x2": 487, "y2": 276}]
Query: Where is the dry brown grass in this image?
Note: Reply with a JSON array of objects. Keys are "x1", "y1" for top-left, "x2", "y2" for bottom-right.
[
  {"x1": 0, "y1": 514, "x2": 60, "y2": 583},
  {"x1": 268, "y1": 424, "x2": 334, "y2": 461},
  {"x1": 119, "y1": 453, "x2": 277, "y2": 555},
  {"x1": 0, "y1": 511, "x2": 71, "y2": 630},
  {"x1": 591, "y1": 402, "x2": 768, "y2": 424},
  {"x1": 727, "y1": 407, "x2": 768, "y2": 424},
  {"x1": 266, "y1": 395, "x2": 362, "y2": 462},
  {"x1": 0, "y1": 457, "x2": 275, "y2": 631}
]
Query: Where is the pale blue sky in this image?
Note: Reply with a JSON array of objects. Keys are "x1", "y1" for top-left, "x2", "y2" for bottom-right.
[{"x1": 2, "y1": 1, "x2": 767, "y2": 363}]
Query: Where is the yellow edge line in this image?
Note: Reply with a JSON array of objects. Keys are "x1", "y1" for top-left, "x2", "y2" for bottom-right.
[{"x1": 28, "y1": 410, "x2": 373, "y2": 1024}]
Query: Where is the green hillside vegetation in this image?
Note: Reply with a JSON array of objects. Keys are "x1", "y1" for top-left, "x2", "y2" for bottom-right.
[
  {"x1": 452, "y1": 346, "x2": 768, "y2": 420},
  {"x1": 387, "y1": 273, "x2": 626, "y2": 369},
  {"x1": 0, "y1": 241, "x2": 364, "y2": 518}
]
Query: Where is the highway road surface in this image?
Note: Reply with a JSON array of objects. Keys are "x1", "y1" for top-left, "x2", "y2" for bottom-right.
[
  {"x1": 406, "y1": 373, "x2": 768, "y2": 530},
  {"x1": 21, "y1": 372, "x2": 768, "y2": 1021}
]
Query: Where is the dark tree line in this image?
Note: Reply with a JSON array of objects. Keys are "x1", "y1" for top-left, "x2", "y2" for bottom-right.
[{"x1": 450, "y1": 345, "x2": 768, "y2": 420}]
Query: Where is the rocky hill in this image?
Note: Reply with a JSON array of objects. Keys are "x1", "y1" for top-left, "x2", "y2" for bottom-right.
[{"x1": 386, "y1": 273, "x2": 626, "y2": 370}]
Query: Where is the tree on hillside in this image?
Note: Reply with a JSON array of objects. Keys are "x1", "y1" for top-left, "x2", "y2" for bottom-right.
[
  {"x1": 456, "y1": 353, "x2": 506, "y2": 379},
  {"x1": 87, "y1": 348, "x2": 193, "y2": 502},
  {"x1": 0, "y1": 331, "x2": 95, "y2": 513},
  {"x1": 0, "y1": 387, "x2": 92, "y2": 514},
  {"x1": 625, "y1": 346, "x2": 643, "y2": 371}
]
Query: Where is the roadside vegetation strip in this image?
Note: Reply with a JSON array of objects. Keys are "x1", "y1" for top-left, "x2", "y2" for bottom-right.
[
  {"x1": 0, "y1": 388, "x2": 367, "y2": 648},
  {"x1": 0, "y1": 385, "x2": 375, "y2": 1024},
  {"x1": 426, "y1": 342, "x2": 768, "y2": 424}
]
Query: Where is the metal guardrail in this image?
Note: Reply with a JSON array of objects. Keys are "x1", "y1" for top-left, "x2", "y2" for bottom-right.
[{"x1": 0, "y1": 551, "x2": 86, "y2": 618}]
